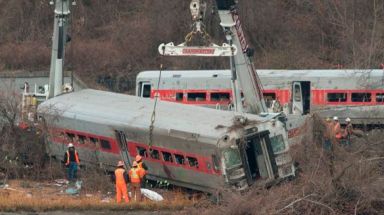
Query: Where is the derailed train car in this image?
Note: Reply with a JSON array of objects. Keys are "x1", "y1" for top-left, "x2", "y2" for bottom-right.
[{"x1": 38, "y1": 89, "x2": 294, "y2": 192}]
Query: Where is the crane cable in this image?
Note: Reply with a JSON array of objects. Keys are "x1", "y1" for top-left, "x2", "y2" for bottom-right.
[{"x1": 148, "y1": 47, "x2": 165, "y2": 152}]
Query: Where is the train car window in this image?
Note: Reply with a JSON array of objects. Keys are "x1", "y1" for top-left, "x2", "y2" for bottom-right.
[
  {"x1": 223, "y1": 148, "x2": 242, "y2": 169},
  {"x1": 162, "y1": 151, "x2": 173, "y2": 162},
  {"x1": 270, "y1": 135, "x2": 286, "y2": 153},
  {"x1": 211, "y1": 92, "x2": 230, "y2": 101},
  {"x1": 351, "y1": 93, "x2": 371, "y2": 102},
  {"x1": 176, "y1": 92, "x2": 183, "y2": 101},
  {"x1": 150, "y1": 149, "x2": 160, "y2": 160},
  {"x1": 174, "y1": 154, "x2": 185, "y2": 165},
  {"x1": 212, "y1": 155, "x2": 220, "y2": 171},
  {"x1": 187, "y1": 156, "x2": 199, "y2": 168},
  {"x1": 136, "y1": 146, "x2": 148, "y2": 157},
  {"x1": 141, "y1": 83, "x2": 151, "y2": 98},
  {"x1": 66, "y1": 132, "x2": 75, "y2": 142},
  {"x1": 294, "y1": 85, "x2": 301, "y2": 102},
  {"x1": 327, "y1": 93, "x2": 347, "y2": 102},
  {"x1": 100, "y1": 139, "x2": 111, "y2": 150},
  {"x1": 263, "y1": 93, "x2": 276, "y2": 108},
  {"x1": 263, "y1": 92, "x2": 276, "y2": 100},
  {"x1": 187, "y1": 92, "x2": 206, "y2": 101},
  {"x1": 90, "y1": 137, "x2": 99, "y2": 145},
  {"x1": 376, "y1": 93, "x2": 384, "y2": 102},
  {"x1": 78, "y1": 135, "x2": 86, "y2": 144}
]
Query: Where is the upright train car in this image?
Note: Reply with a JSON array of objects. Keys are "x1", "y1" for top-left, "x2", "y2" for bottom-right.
[
  {"x1": 37, "y1": 89, "x2": 295, "y2": 192},
  {"x1": 136, "y1": 69, "x2": 384, "y2": 123}
]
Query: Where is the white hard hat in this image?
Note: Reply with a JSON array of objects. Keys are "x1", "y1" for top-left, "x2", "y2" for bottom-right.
[
  {"x1": 345, "y1": 117, "x2": 351, "y2": 122},
  {"x1": 68, "y1": 143, "x2": 74, "y2": 148},
  {"x1": 117, "y1": 160, "x2": 124, "y2": 167},
  {"x1": 333, "y1": 116, "x2": 338, "y2": 121}
]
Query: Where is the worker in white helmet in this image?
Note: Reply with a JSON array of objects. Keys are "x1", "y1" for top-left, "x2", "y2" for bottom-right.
[
  {"x1": 114, "y1": 161, "x2": 129, "y2": 203},
  {"x1": 63, "y1": 143, "x2": 80, "y2": 181},
  {"x1": 343, "y1": 118, "x2": 353, "y2": 146},
  {"x1": 332, "y1": 116, "x2": 342, "y2": 142}
]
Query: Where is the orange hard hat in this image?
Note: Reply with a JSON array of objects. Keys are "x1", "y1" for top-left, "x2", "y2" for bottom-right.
[
  {"x1": 117, "y1": 160, "x2": 124, "y2": 167},
  {"x1": 135, "y1": 155, "x2": 142, "y2": 162},
  {"x1": 132, "y1": 161, "x2": 138, "y2": 167}
]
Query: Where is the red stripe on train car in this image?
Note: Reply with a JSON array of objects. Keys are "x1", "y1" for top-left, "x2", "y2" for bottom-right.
[
  {"x1": 50, "y1": 128, "x2": 221, "y2": 175},
  {"x1": 152, "y1": 88, "x2": 384, "y2": 107}
]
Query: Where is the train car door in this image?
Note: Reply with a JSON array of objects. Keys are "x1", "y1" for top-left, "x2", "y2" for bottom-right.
[
  {"x1": 241, "y1": 131, "x2": 278, "y2": 185},
  {"x1": 138, "y1": 82, "x2": 151, "y2": 98},
  {"x1": 291, "y1": 81, "x2": 311, "y2": 115}
]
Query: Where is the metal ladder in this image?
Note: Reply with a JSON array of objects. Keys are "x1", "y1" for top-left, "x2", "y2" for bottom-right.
[{"x1": 115, "y1": 130, "x2": 132, "y2": 169}]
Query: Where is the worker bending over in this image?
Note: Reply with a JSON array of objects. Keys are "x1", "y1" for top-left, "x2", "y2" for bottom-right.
[
  {"x1": 113, "y1": 161, "x2": 129, "y2": 203},
  {"x1": 63, "y1": 143, "x2": 80, "y2": 182},
  {"x1": 129, "y1": 161, "x2": 146, "y2": 201}
]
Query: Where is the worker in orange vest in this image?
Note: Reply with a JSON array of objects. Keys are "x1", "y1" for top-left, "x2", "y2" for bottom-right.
[
  {"x1": 135, "y1": 155, "x2": 148, "y2": 170},
  {"x1": 333, "y1": 116, "x2": 342, "y2": 141},
  {"x1": 135, "y1": 155, "x2": 148, "y2": 187},
  {"x1": 63, "y1": 143, "x2": 80, "y2": 181},
  {"x1": 113, "y1": 161, "x2": 129, "y2": 203},
  {"x1": 129, "y1": 161, "x2": 146, "y2": 201}
]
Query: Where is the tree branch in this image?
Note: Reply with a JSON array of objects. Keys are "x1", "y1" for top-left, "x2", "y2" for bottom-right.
[{"x1": 275, "y1": 194, "x2": 315, "y2": 213}]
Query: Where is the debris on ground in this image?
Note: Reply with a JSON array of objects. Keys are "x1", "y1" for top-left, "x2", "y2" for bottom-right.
[
  {"x1": 54, "y1": 179, "x2": 69, "y2": 186},
  {"x1": 101, "y1": 197, "x2": 112, "y2": 203},
  {"x1": 0, "y1": 184, "x2": 9, "y2": 189},
  {"x1": 65, "y1": 180, "x2": 82, "y2": 195},
  {"x1": 141, "y1": 188, "x2": 164, "y2": 201},
  {"x1": 65, "y1": 187, "x2": 79, "y2": 195}
]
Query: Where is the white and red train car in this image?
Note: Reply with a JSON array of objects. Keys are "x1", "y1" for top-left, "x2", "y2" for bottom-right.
[
  {"x1": 136, "y1": 69, "x2": 384, "y2": 123},
  {"x1": 38, "y1": 89, "x2": 295, "y2": 193}
]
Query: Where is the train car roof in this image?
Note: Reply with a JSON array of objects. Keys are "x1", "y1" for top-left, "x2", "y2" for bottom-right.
[
  {"x1": 257, "y1": 69, "x2": 384, "y2": 78},
  {"x1": 38, "y1": 89, "x2": 274, "y2": 141},
  {"x1": 137, "y1": 70, "x2": 231, "y2": 79},
  {"x1": 137, "y1": 69, "x2": 384, "y2": 79}
]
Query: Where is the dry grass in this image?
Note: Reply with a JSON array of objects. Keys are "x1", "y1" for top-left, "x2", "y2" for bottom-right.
[{"x1": 0, "y1": 180, "x2": 193, "y2": 212}]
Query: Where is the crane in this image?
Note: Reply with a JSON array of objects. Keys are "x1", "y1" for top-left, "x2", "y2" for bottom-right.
[
  {"x1": 19, "y1": 0, "x2": 76, "y2": 127},
  {"x1": 158, "y1": 0, "x2": 295, "y2": 179},
  {"x1": 159, "y1": 0, "x2": 267, "y2": 115},
  {"x1": 48, "y1": 0, "x2": 76, "y2": 98},
  {"x1": 215, "y1": 0, "x2": 268, "y2": 114},
  {"x1": 158, "y1": 0, "x2": 237, "y2": 57}
]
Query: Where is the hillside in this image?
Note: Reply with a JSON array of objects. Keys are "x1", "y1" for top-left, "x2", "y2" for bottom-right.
[{"x1": 0, "y1": 0, "x2": 383, "y2": 92}]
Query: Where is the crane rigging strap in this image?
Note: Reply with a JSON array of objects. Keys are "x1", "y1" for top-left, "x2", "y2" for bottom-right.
[{"x1": 148, "y1": 47, "x2": 165, "y2": 151}]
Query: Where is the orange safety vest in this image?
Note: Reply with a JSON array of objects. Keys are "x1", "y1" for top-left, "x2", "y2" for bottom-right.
[
  {"x1": 334, "y1": 123, "x2": 342, "y2": 139},
  {"x1": 114, "y1": 168, "x2": 127, "y2": 184},
  {"x1": 129, "y1": 168, "x2": 145, "y2": 183},
  {"x1": 137, "y1": 161, "x2": 143, "y2": 169},
  {"x1": 66, "y1": 150, "x2": 80, "y2": 165}
]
